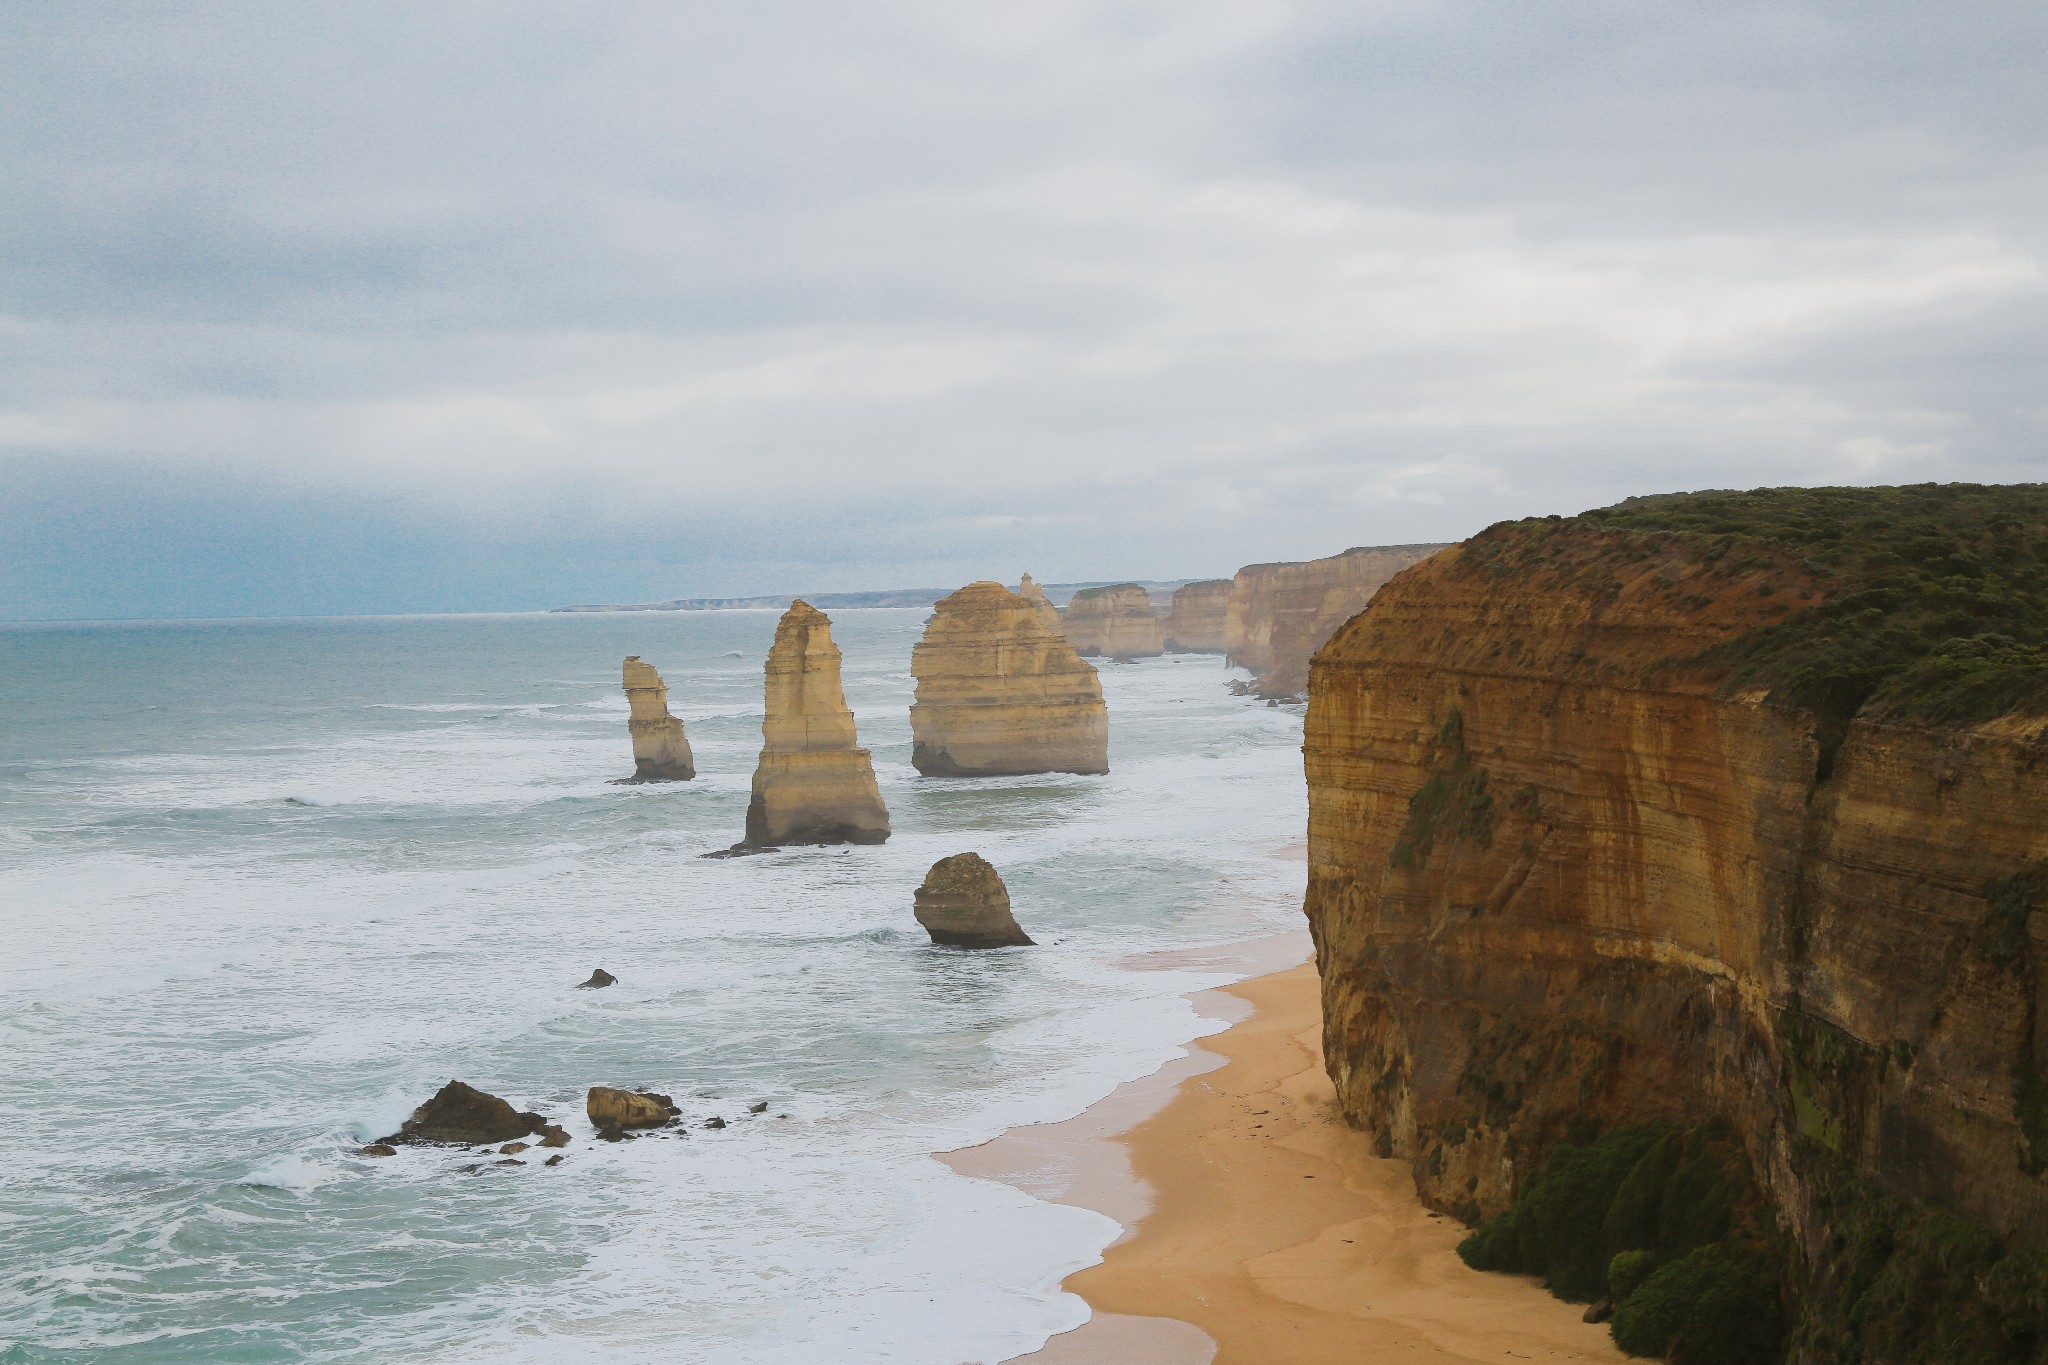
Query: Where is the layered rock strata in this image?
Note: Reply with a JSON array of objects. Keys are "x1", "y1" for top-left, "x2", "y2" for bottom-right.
[
  {"x1": 1017, "y1": 574, "x2": 1064, "y2": 636},
  {"x1": 1303, "y1": 497, "x2": 2048, "y2": 1343},
  {"x1": 620, "y1": 656, "x2": 695, "y2": 781},
  {"x1": 1225, "y1": 544, "x2": 1447, "y2": 696},
  {"x1": 909, "y1": 581, "x2": 1108, "y2": 776},
  {"x1": 1162, "y1": 579, "x2": 1232, "y2": 653},
  {"x1": 914, "y1": 853, "x2": 1034, "y2": 947},
  {"x1": 1059, "y1": 583, "x2": 1164, "y2": 658},
  {"x1": 743, "y1": 601, "x2": 890, "y2": 846}
]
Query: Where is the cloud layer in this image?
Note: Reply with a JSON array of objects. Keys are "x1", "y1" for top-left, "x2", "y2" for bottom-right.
[{"x1": 3, "y1": 1, "x2": 2044, "y2": 616}]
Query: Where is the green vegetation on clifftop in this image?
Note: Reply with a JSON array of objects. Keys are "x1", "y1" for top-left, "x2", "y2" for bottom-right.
[{"x1": 1568, "y1": 482, "x2": 2048, "y2": 725}]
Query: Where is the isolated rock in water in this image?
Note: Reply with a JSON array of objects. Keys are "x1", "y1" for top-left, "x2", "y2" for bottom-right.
[
  {"x1": 910, "y1": 581, "x2": 1108, "y2": 777},
  {"x1": 704, "y1": 1116, "x2": 726, "y2": 1129},
  {"x1": 380, "y1": 1081, "x2": 545, "y2": 1146},
  {"x1": 1059, "y1": 583, "x2": 1164, "y2": 658},
  {"x1": 577, "y1": 967, "x2": 616, "y2": 989},
  {"x1": 1016, "y1": 573, "x2": 1064, "y2": 636},
  {"x1": 742, "y1": 601, "x2": 891, "y2": 846},
  {"x1": 620, "y1": 656, "x2": 696, "y2": 782},
  {"x1": 587, "y1": 1087, "x2": 678, "y2": 1131},
  {"x1": 1163, "y1": 579, "x2": 1232, "y2": 653},
  {"x1": 359, "y1": 1143, "x2": 397, "y2": 1157},
  {"x1": 748, "y1": 1101, "x2": 769, "y2": 1114},
  {"x1": 914, "y1": 853, "x2": 1034, "y2": 948}
]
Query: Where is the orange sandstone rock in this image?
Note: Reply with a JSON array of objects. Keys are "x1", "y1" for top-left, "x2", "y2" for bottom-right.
[
  {"x1": 910, "y1": 581, "x2": 1108, "y2": 776},
  {"x1": 1224, "y1": 544, "x2": 1446, "y2": 696},
  {"x1": 1163, "y1": 578, "x2": 1231, "y2": 653},
  {"x1": 1060, "y1": 583, "x2": 1164, "y2": 658},
  {"x1": 1303, "y1": 523, "x2": 2048, "y2": 1254},
  {"x1": 621, "y1": 656, "x2": 695, "y2": 781},
  {"x1": 743, "y1": 601, "x2": 890, "y2": 846}
]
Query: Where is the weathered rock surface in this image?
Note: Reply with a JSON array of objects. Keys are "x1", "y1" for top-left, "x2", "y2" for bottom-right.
[
  {"x1": 914, "y1": 852, "x2": 1035, "y2": 948},
  {"x1": 619, "y1": 656, "x2": 695, "y2": 781},
  {"x1": 1162, "y1": 579, "x2": 1231, "y2": 653},
  {"x1": 379, "y1": 1081, "x2": 550, "y2": 1147},
  {"x1": 743, "y1": 601, "x2": 891, "y2": 846},
  {"x1": 1225, "y1": 544, "x2": 1447, "y2": 696},
  {"x1": 586, "y1": 1087, "x2": 679, "y2": 1132},
  {"x1": 909, "y1": 581, "x2": 1108, "y2": 776},
  {"x1": 1059, "y1": 583, "x2": 1164, "y2": 658},
  {"x1": 1303, "y1": 514, "x2": 2048, "y2": 1304},
  {"x1": 577, "y1": 967, "x2": 616, "y2": 989},
  {"x1": 1017, "y1": 574, "x2": 1064, "y2": 635}
]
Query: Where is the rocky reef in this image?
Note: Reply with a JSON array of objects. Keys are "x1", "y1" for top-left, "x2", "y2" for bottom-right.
[
  {"x1": 1163, "y1": 578, "x2": 1231, "y2": 653},
  {"x1": 376, "y1": 1081, "x2": 567, "y2": 1148},
  {"x1": 1304, "y1": 485, "x2": 2048, "y2": 1359},
  {"x1": 909, "y1": 581, "x2": 1109, "y2": 776},
  {"x1": 743, "y1": 601, "x2": 891, "y2": 846},
  {"x1": 1059, "y1": 582, "x2": 1164, "y2": 658},
  {"x1": 1225, "y1": 544, "x2": 1447, "y2": 696},
  {"x1": 618, "y1": 656, "x2": 695, "y2": 782},
  {"x1": 913, "y1": 853, "x2": 1034, "y2": 947}
]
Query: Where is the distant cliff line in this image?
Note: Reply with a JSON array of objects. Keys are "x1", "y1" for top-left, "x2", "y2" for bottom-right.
[{"x1": 550, "y1": 580, "x2": 1193, "y2": 613}]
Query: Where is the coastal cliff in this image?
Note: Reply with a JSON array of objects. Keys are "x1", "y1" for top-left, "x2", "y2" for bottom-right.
[
  {"x1": 1226, "y1": 544, "x2": 1447, "y2": 697},
  {"x1": 1163, "y1": 579, "x2": 1231, "y2": 653},
  {"x1": 909, "y1": 581, "x2": 1109, "y2": 776},
  {"x1": 1060, "y1": 583, "x2": 1164, "y2": 658},
  {"x1": 1304, "y1": 486, "x2": 2048, "y2": 1359},
  {"x1": 744, "y1": 601, "x2": 890, "y2": 846},
  {"x1": 620, "y1": 656, "x2": 695, "y2": 781}
]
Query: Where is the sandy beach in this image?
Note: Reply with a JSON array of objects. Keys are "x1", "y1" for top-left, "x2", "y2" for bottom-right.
[{"x1": 946, "y1": 934, "x2": 1630, "y2": 1364}]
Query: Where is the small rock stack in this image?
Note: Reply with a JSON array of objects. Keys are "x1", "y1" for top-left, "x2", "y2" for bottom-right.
[{"x1": 914, "y1": 853, "x2": 1034, "y2": 948}]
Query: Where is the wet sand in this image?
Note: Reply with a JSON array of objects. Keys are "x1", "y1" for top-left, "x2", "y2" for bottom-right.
[{"x1": 945, "y1": 935, "x2": 1630, "y2": 1364}]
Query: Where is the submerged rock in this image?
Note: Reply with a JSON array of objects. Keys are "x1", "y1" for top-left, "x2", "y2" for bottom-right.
[
  {"x1": 618, "y1": 656, "x2": 696, "y2": 782},
  {"x1": 587, "y1": 1086, "x2": 678, "y2": 1133},
  {"x1": 742, "y1": 601, "x2": 891, "y2": 847},
  {"x1": 914, "y1": 853, "x2": 1035, "y2": 948},
  {"x1": 909, "y1": 580, "x2": 1108, "y2": 777},
  {"x1": 378, "y1": 1081, "x2": 550, "y2": 1147},
  {"x1": 1059, "y1": 583, "x2": 1164, "y2": 658},
  {"x1": 577, "y1": 967, "x2": 617, "y2": 989}
]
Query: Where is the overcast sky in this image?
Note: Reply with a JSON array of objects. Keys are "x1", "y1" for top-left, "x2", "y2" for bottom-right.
[{"x1": 3, "y1": 1, "x2": 2044, "y2": 619}]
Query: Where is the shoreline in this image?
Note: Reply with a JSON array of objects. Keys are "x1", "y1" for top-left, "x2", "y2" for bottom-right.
[{"x1": 945, "y1": 933, "x2": 1631, "y2": 1364}]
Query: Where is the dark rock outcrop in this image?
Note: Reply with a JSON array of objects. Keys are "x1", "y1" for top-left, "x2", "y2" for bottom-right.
[
  {"x1": 914, "y1": 853, "x2": 1035, "y2": 948},
  {"x1": 378, "y1": 1081, "x2": 551, "y2": 1147},
  {"x1": 577, "y1": 968, "x2": 616, "y2": 989}
]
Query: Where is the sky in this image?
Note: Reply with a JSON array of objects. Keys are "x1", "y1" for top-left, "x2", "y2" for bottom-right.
[{"x1": 3, "y1": 1, "x2": 2044, "y2": 619}]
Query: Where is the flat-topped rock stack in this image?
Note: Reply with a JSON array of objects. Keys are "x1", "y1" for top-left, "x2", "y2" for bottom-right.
[
  {"x1": 1059, "y1": 583, "x2": 1164, "y2": 659},
  {"x1": 1162, "y1": 579, "x2": 1231, "y2": 653},
  {"x1": 743, "y1": 601, "x2": 891, "y2": 846},
  {"x1": 913, "y1": 853, "x2": 1034, "y2": 948},
  {"x1": 620, "y1": 656, "x2": 695, "y2": 781},
  {"x1": 909, "y1": 581, "x2": 1108, "y2": 777}
]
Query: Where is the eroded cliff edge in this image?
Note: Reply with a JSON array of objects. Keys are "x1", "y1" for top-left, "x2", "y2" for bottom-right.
[
  {"x1": 1304, "y1": 485, "x2": 2048, "y2": 1357},
  {"x1": 1226, "y1": 543, "x2": 1447, "y2": 697}
]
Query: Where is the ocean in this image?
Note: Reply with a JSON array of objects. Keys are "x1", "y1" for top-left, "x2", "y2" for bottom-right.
[{"x1": 0, "y1": 608, "x2": 1307, "y2": 1363}]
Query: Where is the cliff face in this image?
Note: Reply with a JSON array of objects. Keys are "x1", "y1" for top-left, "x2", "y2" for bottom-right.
[
  {"x1": 1060, "y1": 583, "x2": 1164, "y2": 658},
  {"x1": 620, "y1": 656, "x2": 695, "y2": 781},
  {"x1": 744, "y1": 601, "x2": 890, "y2": 846},
  {"x1": 1163, "y1": 579, "x2": 1231, "y2": 653},
  {"x1": 1226, "y1": 544, "x2": 1449, "y2": 697},
  {"x1": 909, "y1": 581, "x2": 1109, "y2": 776},
  {"x1": 1304, "y1": 506, "x2": 2048, "y2": 1307}
]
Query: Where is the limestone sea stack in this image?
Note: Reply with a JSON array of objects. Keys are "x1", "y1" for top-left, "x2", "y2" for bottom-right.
[
  {"x1": 909, "y1": 581, "x2": 1108, "y2": 776},
  {"x1": 1059, "y1": 583, "x2": 1164, "y2": 658},
  {"x1": 1017, "y1": 573, "x2": 1063, "y2": 635},
  {"x1": 1162, "y1": 578, "x2": 1231, "y2": 653},
  {"x1": 620, "y1": 656, "x2": 695, "y2": 781},
  {"x1": 914, "y1": 853, "x2": 1033, "y2": 947},
  {"x1": 743, "y1": 601, "x2": 890, "y2": 846}
]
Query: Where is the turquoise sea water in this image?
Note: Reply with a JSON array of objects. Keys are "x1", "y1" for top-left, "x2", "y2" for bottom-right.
[{"x1": 0, "y1": 609, "x2": 1307, "y2": 1363}]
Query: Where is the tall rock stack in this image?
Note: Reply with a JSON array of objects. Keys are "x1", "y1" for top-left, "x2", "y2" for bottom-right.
[
  {"x1": 909, "y1": 581, "x2": 1109, "y2": 776},
  {"x1": 742, "y1": 601, "x2": 890, "y2": 846},
  {"x1": 1162, "y1": 579, "x2": 1231, "y2": 653},
  {"x1": 620, "y1": 656, "x2": 695, "y2": 781},
  {"x1": 1016, "y1": 573, "x2": 1063, "y2": 635},
  {"x1": 1058, "y1": 583, "x2": 1164, "y2": 658}
]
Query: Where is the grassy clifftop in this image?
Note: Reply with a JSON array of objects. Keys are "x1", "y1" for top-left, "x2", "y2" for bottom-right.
[{"x1": 1489, "y1": 483, "x2": 2048, "y2": 726}]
